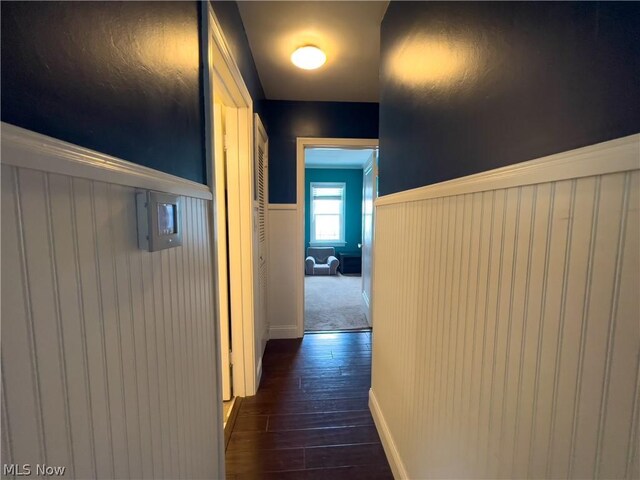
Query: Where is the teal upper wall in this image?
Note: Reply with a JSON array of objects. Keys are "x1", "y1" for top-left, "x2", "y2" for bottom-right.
[{"x1": 305, "y1": 169, "x2": 363, "y2": 256}]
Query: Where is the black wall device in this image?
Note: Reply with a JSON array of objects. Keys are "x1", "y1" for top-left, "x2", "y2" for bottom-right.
[{"x1": 136, "y1": 191, "x2": 183, "y2": 252}]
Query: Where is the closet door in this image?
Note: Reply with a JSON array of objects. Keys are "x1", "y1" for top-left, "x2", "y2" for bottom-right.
[{"x1": 253, "y1": 114, "x2": 269, "y2": 363}]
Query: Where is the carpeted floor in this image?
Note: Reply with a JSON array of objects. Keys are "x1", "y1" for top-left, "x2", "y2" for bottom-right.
[{"x1": 304, "y1": 273, "x2": 370, "y2": 331}]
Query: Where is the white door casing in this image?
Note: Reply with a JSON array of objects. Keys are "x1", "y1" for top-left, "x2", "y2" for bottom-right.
[
  {"x1": 361, "y1": 150, "x2": 377, "y2": 325},
  {"x1": 212, "y1": 102, "x2": 232, "y2": 400},
  {"x1": 295, "y1": 138, "x2": 379, "y2": 337},
  {"x1": 205, "y1": 6, "x2": 258, "y2": 397}
]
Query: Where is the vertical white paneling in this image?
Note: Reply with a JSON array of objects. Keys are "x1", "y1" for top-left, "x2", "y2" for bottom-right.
[
  {"x1": 124, "y1": 185, "x2": 155, "y2": 479},
  {"x1": 185, "y1": 197, "x2": 202, "y2": 478},
  {"x1": 1, "y1": 165, "x2": 45, "y2": 467},
  {"x1": 180, "y1": 198, "x2": 196, "y2": 478},
  {"x1": 571, "y1": 173, "x2": 627, "y2": 479},
  {"x1": 459, "y1": 192, "x2": 481, "y2": 474},
  {"x1": 17, "y1": 168, "x2": 72, "y2": 470},
  {"x1": 175, "y1": 202, "x2": 191, "y2": 479},
  {"x1": 529, "y1": 179, "x2": 573, "y2": 478},
  {"x1": 548, "y1": 177, "x2": 598, "y2": 478},
  {"x1": 1, "y1": 164, "x2": 221, "y2": 478},
  {"x1": 498, "y1": 186, "x2": 533, "y2": 477},
  {"x1": 110, "y1": 184, "x2": 143, "y2": 479},
  {"x1": 267, "y1": 206, "x2": 300, "y2": 337},
  {"x1": 141, "y1": 230, "x2": 164, "y2": 478},
  {"x1": 48, "y1": 173, "x2": 96, "y2": 478},
  {"x1": 599, "y1": 171, "x2": 639, "y2": 479},
  {"x1": 93, "y1": 181, "x2": 130, "y2": 479},
  {"x1": 73, "y1": 177, "x2": 115, "y2": 477},
  {"x1": 512, "y1": 183, "x2": 552, "y2": 478},
  {"x1": 371, "y1": 144, "x2": 639, "y2": 478}
]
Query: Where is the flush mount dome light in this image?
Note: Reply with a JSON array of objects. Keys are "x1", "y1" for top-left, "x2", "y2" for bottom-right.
[{"x1": 291, "y1": 45, "x2": 326, "y2": 70}]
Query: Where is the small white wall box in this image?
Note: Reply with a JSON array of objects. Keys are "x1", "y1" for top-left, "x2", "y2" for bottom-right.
[{"x1": 136, "y1": 191, "x2": 183, "y2": 252}]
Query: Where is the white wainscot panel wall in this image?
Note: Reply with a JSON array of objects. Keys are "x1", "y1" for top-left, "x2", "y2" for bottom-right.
[
  {"x1": 370, "y1": 135, "x2": 640, "y2": 479},
  {"x1": 267, "y1": 205, "x2": 300, "y2": 338},
  {"x1": 1, "y1": 163, "x2": 222, "y2": 479}
]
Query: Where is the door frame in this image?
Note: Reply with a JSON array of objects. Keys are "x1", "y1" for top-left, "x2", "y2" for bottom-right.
[
  {"x1": 295, "y1": 137, "x2": 379, "y2": 336},
  {"x1": 253, "y1": 113, "x2": 269, "y2": 387},
  {"x1": 203, "y1": 4, "x2": 258, "y2": 399},
  {"x1": 361, "y1": 151, "x2": 378, "y2": 326}
]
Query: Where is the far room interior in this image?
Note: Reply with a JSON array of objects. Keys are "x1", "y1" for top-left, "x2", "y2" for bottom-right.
[{"x1": 304, "y1": 146, "x2": 377, "y2": 332}]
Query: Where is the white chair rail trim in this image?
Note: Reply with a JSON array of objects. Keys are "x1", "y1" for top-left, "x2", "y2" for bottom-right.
[
  {"x1": 1, "y1": 122, "x2": 213, "y2": 200},
  {"x1": 377, "y1": 134, "x2": 640, "y2": 206},
  {"x1": 268, "y1": 203, "x2": 298, "y2": 210}
]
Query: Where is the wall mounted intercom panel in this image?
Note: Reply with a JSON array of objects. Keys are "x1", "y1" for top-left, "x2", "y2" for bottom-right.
[{"x1": 136, "y1": 190, "x2": 183, "y2": 252}]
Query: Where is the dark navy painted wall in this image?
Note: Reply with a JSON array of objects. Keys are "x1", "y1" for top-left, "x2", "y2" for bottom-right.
[
  {"x1": 2, "y1": 1, "x2": 206, "y2": 183},
  {"x1": 210, "y1": 1, "x2": 265, "y2": 117},
  {"x1": 379, "y1": 1, "x2": 640, "y2": 196},
  {"x1": 262, "y1": 101, "x2": 379, "y2": 204},
  {"x1": 305, "y1": 169, "x2": 363, "y2": 255}
]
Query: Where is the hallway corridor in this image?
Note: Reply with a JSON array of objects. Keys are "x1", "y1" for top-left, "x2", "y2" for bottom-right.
[{"x1": 225, "y1": 332, "x2": 393, "y2": 479}]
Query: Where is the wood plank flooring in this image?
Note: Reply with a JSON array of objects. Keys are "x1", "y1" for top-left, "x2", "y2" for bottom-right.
[{"x1": 225, "y1": 331, "x2": 393, "y2": 479}]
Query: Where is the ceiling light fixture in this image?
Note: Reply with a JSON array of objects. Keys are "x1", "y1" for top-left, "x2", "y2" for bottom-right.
[{"x1": 291, "y1": 45, "x2": 326, "y2": 70}]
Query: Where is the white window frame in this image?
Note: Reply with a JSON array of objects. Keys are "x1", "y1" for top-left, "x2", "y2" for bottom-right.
[{"x1": 309, "y1": 182, "x2": 346, "y2": 246}]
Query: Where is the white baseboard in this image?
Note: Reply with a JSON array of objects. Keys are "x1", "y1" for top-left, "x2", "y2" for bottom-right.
[
  {"x1": 362, "y1": 291, "x2": 371, "y2": 326},
  {"x1": 268, "y1": 203, "x2": 298, "y2": 210},
  {"x1": 256, "y1": 356, "x2": 263, "y2": 389},
  {"x1": 269, "y1": 325, "x2": 301, "y2": 339},
  {"x1": 369, "y1": 388, "x2": 408, "y2": 480},
  {"x1": 362, "y1": 290, "x2": 370, "y2": 310}
]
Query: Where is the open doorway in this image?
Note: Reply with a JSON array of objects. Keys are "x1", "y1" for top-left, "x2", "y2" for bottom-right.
[
  {"x1": 204, "y1": 7, "x2": 266, "y2": 448},
  {"x1": 296, "y1": 139, "x2": 379, "y2": 334}
]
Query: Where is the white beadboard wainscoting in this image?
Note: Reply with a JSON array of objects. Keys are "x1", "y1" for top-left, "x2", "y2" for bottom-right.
[
  {"x1": 1, "y1": 124, "x2": 224, "y2": 479},
  {"x1": 267, "y1": 204, "x2": 301, "y2": 338},
  {"x1": 370, "y1": 134, "x2": 639, "y2": 479}
]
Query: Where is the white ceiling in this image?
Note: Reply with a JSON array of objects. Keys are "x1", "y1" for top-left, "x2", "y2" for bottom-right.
[
  {"x1": 237, "y1": 1, "x2": 388, "y2": 102},
  {"x1": 305, "y1": 148, "x2": 375, "y2": 169}
]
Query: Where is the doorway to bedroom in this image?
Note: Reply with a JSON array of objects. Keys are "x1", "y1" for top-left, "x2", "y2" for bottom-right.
[{"x1": 302, "y1": 144, "x2": 378, "y2": 332}]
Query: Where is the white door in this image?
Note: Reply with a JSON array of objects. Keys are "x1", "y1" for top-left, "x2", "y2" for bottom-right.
[
  {"x1": 253, "y1": 114, "x2": 269, "y2": 366},
  {"x1": 213, "y1": 101, "x2": 232, "y2": 400},
  {"x1": 361, "y1": 151, "x2": 377, "y2": 325}
]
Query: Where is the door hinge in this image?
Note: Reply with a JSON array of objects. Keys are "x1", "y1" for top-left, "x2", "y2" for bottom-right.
[
  {"x1": 223, "y1": 133, "x2": 229, "y2": 152},
  {"x1": 229, "y1": 350, "x2": 233, "y2": 365}
]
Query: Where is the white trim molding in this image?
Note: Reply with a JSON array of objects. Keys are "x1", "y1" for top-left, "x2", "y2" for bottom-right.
[
  {"x1": 268, "y1": 325, "x2": 300, "y2": 339},
  {"x1": 205, "y1": 4, "x2": 258, "y2": 398},
  {"x1": 369, "y1": 389, "x2": 409, "y2": 480},
  {"x1": 207, "y1": 8, "x2": 253, "y2": 108},
  {"x1": 1, "y1": 122, "x2": 213, "y2": 200},
  {"x1": 268, "y1": 203, "x2": 298, "y2": 210},
  {"x1": 256, "y1": 356, "x2": 263, "y2": 391},
  {"x1": 309, "y1": 181, "x2": 347, "y2": 246},
  {"x1": 377, "y1": 133, "x2": 640, "y2": 206},
  {"x1": 296, "y1": 137, "x2": 379, "y2": 337}
]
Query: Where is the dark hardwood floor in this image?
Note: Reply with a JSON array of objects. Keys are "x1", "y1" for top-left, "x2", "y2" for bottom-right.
[{"x1": 225, "y1": 331, "x2": 393, "y2": 479}]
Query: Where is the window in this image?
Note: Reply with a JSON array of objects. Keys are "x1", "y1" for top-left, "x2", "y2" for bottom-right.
[{"x1": 310, "y1": 182, "x2": 346, "y2": 245}]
